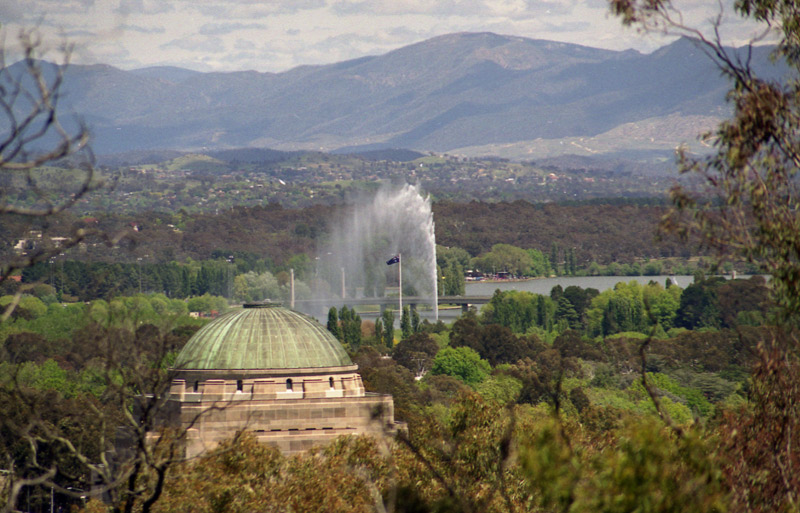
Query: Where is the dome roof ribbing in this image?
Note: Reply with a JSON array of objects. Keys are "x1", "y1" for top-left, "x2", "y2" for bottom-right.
[{"x1": 174, "y1": 304, "x2": 353, "y2": 370}]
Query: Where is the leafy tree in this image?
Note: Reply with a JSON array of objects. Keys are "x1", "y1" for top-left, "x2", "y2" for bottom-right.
[
  {"x1": 586, "y1": 281, "x2": 649, "y2": 336},
  {"x1": 675, "y1": 278, "x2": 722, "y2": 330},
  {"x1": 338, "y1": 306, "x2": 362, "y2": 349},
  {"x1": 471, "y1": 243, "x2": 534, "y2": 277},
  {"x1": 475, "y1": 374, "x2": 524, "y2": 404},
  {"x1": 716, "y1": 276, "x2": 771, "y2": 328},
  {"x1": 430, "y1": 346, "x2": 490, "y2": 385},
  {"x1": 609, "y1": 1, "x2": 800, "y2": 324},
  {"x1": 0, "y1": 309, "x2": 205, "y2": 513},
  {"x1": 522, "y1": 418, "x2": 728, "y2": 513},
  {"x1": 155, "y1": 433, "x2": 392, "y2": 513},
  {"x1": 186, "y1": 294, "x2": 228, "y2": 315},
  {"x1": 393, "y1": 332, "x2": 440, "y2": 378},
  {"x1": 644, "y1": 260, "x2": 663, "y2": 276},
  {"x1": 450, "y1": 315, "x2": 544, "y2": 366},
  {"x1": 435, "y1": 245, "x2": 471, "y2": 271},
  {"x1": 481, "y1": 289, "x2": 539, "y2": 334},
  {"x1": 443, "y1": 260, "x2": 465, "y2": 295},
  {"x1": 642, "y1": 281, "x2": 681, "y2": 331},
  {"x1": 528, "y1": 248, "x2": 552, "y2": 276},
  {"x1": 233, "y1": 270, "x2": 280, "y2": 303},
  {"x1": 603, "y1": 4, "x2": 800, "y2": 511}
]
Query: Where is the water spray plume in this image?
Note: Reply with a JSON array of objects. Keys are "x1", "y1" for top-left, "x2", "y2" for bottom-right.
[{"x1": 315, "y1": 184, "x2": 438, "y2": 320}]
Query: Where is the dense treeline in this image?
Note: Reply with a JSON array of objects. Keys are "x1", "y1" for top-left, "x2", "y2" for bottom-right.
[
  {"x1": 434, "y1": 201, "x2": 688, "y2": 263},
  {"x1": 3, "y1": 200, "x2": 693, "y2": 274}
]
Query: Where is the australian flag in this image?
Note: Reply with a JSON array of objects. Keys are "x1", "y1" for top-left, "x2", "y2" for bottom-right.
[{"x1": 386, "y1": 255, "x2": 400, "y2": 265}]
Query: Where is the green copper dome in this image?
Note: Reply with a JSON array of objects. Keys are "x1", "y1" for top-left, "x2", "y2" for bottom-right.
[{"x1": 174, "y1": 305, "x2": 353, "y2": 370}]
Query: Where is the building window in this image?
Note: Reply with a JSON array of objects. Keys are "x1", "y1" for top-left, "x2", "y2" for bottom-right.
[
  {"x1": 286, "y1": 378, "x2": 293, "y2": 391},
  {"x1": 329, "y1": 377, "x2": 335, "y2": 389},
  {"x1": 193, "y1": 381, "x2": 199, "y2": 392},
  {"x1": 236, "y1": 380, "x2": 243, "y2": 392}
]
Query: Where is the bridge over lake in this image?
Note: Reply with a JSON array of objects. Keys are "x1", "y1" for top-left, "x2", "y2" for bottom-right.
[{"x1": 292, "y1": 295, "x2": 493, "y2": 314}]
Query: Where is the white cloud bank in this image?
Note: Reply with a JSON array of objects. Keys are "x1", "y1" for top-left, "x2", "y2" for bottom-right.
[{"x1": 0, "y1": 0, "x2": 771, "y2": 72}]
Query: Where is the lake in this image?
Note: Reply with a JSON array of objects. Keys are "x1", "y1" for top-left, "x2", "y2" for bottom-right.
[
  {"x1": 464, "y1": 274, "x2": 695, "y2": 296},
  {"x1": 354, "y1": 275, "x2": 700, "y2": 325}
]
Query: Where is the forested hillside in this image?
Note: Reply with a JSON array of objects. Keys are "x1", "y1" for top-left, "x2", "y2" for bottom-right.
[
  {"x1": 434, "y1": 201, "x2": 684, "y2": 261},
  {"x1": 3, "y1": 200, "x2": 683, "y2": 271}
]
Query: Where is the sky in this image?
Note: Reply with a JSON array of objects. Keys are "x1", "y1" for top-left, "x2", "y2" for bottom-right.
[{"x1": 0, "y1": 0, "x2": 769, "y2": 73}]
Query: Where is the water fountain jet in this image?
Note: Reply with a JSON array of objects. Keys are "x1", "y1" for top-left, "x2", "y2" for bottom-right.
[{"x1": 314, "y1": 184, "x2": 438, "y2": 321}]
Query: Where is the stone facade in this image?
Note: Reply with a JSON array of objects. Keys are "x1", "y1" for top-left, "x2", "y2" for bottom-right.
[
  {"x1": 148, "y1": 304, "x2": 399, "y2": 456},
  {"x1": 159, "y1": 366, "x2": 396, "y2": 456}
]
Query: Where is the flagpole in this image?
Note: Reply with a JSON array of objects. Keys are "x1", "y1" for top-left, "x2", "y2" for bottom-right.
[{"x1": 398, "y1": 253, "x2": 402, "y2": 315}]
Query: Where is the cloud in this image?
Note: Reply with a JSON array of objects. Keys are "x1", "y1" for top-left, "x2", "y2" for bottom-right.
[
  {"x1": 118, "y1": 23, "x2": 166, "y2": 34},
  {"x1": 0, "y1": 0, "x2": 770, "y2": 74},
  {"x1": 199, "y1": 22, "x2": 268, "y2": 36},
  {"x1": 160, "y1": 35, "x2": 226, "y2": 54},
  {"x1": 70, "y1": 38, "x2": 133, "y2": 68},
  {"x1": 0, "y1": 4, "x2": 27, "y2": 22},
  {"x1": 330, "y1": 0, "x2": 565, "y2": 18},
  {"x1": 189, "y1": 0, "x2": 325, "y2": 19},
  {"x1": 115, "y1": 0, "x2": 173, "y2": 16},
  {"x1": 0, "y1": 0, "x2": 95, "y2": 25},
  {"x1": 63, "y1": 29, "x2": 100, "y2": 38}
]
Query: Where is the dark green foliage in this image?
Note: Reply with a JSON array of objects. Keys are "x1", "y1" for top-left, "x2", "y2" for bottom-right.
[
  {"x1": 443, "y1": 261, "x2": 465, "y2": 295},
  {"x1": 553, "y1": 330, "x2": 604, "y2": 361},
  {"x1": 1, "y1": 332, "x2": 53, "y2": 364},
  {"x1": 450, "y1": 315, "x2": 545, "y2": 366},
  {"x1": 602, "y1": 292, "x2": 646, "y2": 335},
  {"x1": 716, "y1": 276, "x2": 771, "y2": 328},
  {"x1": 411, "y1": 308, "x2": 420, "y2": 334},
  {"x1": 338, "y1": 306, "x2": 362, "y2": 349},
  {"x1": 374, "y1": 318, "x2": 384, "y2": 347},
  {"x1": 382, "y1": 309, "x2": 395, "y2": 349},
  {"x1": 556, "y1": 296, "x2": 581, "y2": 330},
  {"x1": 393, "y1": 333, "x2": 440, "y2": 378},
  {"x1": 569, "y1": 387, "x2": 590, "y2": 413},
  {"x1": 562, "y1": 286, "x2": 598, "y2": 324},
  {"x1": 327, "y1": 307, "x2": 342, "y2": 341},
  {"x1": 676, "y1": 278, "x2": 723, "y2": 330},
  {"x1": 482, "y1": 289, "x2": 540, "y2": 334},
  {"x1": 400, "y1": 306, "x2": 412, "y2": 340},
  {"x1": 550, "y1": 242, "x2": 560, "y2": 275}
]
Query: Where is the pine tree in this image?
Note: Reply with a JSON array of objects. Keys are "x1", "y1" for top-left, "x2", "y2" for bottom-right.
[
  {"x1": 550, "y1": 242, "x2": 560, "y2": 276},
  {"x1": 401, "y1": 305, "x2": 412, "y2": 340},
  {"x1": 374, "y1": 318, "x2": 383, "y2": 346},
  {"x1": 326, "y1": 307, "x2": 342, "y2": 341},
  {"x1": 381, "y1": 309, "x2": 395, "y2": 349}
]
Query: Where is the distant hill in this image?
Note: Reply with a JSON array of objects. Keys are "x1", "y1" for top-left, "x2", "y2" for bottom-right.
[
  {"x1": 339, "y1": 148, "x2": 426, "y2": 162},
  {"x1": 12, "y1": 32, "x2": 781, "y2": 159}
]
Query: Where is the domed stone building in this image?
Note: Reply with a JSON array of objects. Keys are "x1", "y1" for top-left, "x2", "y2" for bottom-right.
[{"x1": 160, "y1": 303, "x2": 398, "y2": 456}]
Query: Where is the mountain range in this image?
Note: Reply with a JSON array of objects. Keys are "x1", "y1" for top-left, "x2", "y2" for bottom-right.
[{"x1": 12, "y1": 32, "x2": 782, "y2": 160}]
